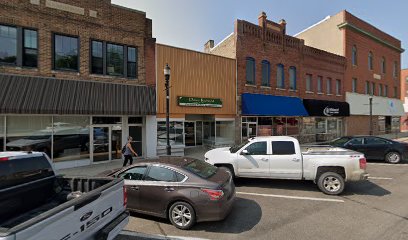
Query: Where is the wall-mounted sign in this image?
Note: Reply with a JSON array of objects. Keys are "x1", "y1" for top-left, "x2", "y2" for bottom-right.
[
  {"x1": 303, "y1": 99, "x2": 350, "y2": 117},
  {"x1": 178, "y1": 96, "x2": 222, "y2": 108},
  {"x1": 373, "y1": 74, "x2": 381, "y2": 80}
]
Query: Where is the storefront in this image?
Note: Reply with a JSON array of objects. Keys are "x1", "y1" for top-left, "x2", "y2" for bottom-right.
[
  {"x1": 156, "y1": 44, "x2": 236, "y2": 155},
  {"x1": 240, "y1": 93, "x2": 308, "y2": 142},
  {"x1": 0, "y1": 74, "x2": 156, "y2": 169},
  {"x1": 346, "y1": 92, "x2": 404, "y2": 135},
  {"x1": 302, "y1": 99, "x2": 350, "y2": 143}
]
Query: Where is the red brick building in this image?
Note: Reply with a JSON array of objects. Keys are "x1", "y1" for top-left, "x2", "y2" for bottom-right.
[
  {"x1": 206, "y1": 12, "x2": 348, "y2": 143},
  {"x1": 0, "y1": 0, "x2": 157, "y2": 168},
  {"x1": 297, "y1": 10, "x2": 405, "y2": 136}
]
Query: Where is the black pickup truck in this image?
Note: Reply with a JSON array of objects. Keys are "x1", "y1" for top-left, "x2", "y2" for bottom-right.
[{"x1": 0, "y1": 152, "x2": 129, "y2": 240}]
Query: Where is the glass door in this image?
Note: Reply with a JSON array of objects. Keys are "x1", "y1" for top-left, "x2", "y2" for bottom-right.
[
  {"x1": 196, "y1": 121, "x2": 203, "y2": 146},
  {"x1": 129, "y1": 126, "x2": 143, "y2": 157},
  {"x1": 93, "y1": 126, "x2": 110, "y2": 162},
  {"x1": 185, "y1": 122, "x2": 196, "y2": 147},
  {"x1": 111, "y1": 126, "x2": 122, "y2": 160}
]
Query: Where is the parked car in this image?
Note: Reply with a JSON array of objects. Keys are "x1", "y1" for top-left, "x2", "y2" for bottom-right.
[
  {"x1": 204, "y1": 136, "x2": 369, "y2": 195},
  {"x1": 327, "y1": 136, "x2": 408, "y2": 164},
  {"x1": 102, "y1": 157, "x2": 235, "y2": 230},
  {"x1": 0, "y1": 151, "x2": 129, "y2": 240}
]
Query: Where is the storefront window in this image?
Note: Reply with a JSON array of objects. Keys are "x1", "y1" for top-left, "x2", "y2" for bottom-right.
[
  {"x1": 52, "y1": 116, "x2": 90, "y2": 162},
  {"x1": 327, "y1": 119, "x2": 338, "y2": 134},
  {"x1": 378, "y1": 116, "x2": 386, "y2": 133},
  {"x1": 157, "y1": 121, "x2": 184, "y2": 146},
  {"x1": 315, "y1": 118, "x2": 326, "y2": 134},
  {"x1": 301, "y1": 118, "x2": 316, "y2": 135},
  {"x1": 273, "y1": 117, "x2": 286, "y2": 136},
  {"x1": 257, "y1": 117, "x2": 272, "y2": 136},
  {"x1": 286, "y1": 117, "x2": 299, "y2": 136},
  {"x1": 0, "y1": 116, "x2": 4, "y2": 151},
  {"x1": 216, "y1": 121, "x2": 234, "y2": 145},
  {"x1": 391, "y1": 117, "x2": 400, "y2": 133},
  {"x1": 6, "y1": 116, "x2": 52, "y2": 157}
]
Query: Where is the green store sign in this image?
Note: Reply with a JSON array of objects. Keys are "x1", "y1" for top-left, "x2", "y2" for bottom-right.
[{"x1": 178, "y1": 96, "x2": 222, "y2": 108}]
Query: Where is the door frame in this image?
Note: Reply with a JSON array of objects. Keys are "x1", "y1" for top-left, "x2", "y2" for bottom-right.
[{"x1": 90, "y1": 125, "x2": 112, "y2": 163}]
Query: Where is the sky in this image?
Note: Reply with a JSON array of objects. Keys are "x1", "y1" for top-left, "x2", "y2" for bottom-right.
[{"x1": 112, "y1": 0, "x2": 408, "y2": 69}]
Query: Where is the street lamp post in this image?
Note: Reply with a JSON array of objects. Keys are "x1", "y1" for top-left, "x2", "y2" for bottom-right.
[
  {"x1": 369, "y1": 96, "x2": 373, "y2": 135},
  {"x1": 164, "y1": 64, "x2": 171, "y2": 155}
]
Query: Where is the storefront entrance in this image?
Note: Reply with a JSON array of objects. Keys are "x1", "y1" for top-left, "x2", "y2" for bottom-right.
[
  {"x1": 92, "y1": 125, "x2": 122, "y2": 162},
  {"x1": 185, "y1": 121, "x2": 203, "y2": 147}
]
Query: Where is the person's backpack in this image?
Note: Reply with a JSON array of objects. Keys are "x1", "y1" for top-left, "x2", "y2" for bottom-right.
[{"x1": 121, "y1": 144, "x2": 127, "y2": 154}]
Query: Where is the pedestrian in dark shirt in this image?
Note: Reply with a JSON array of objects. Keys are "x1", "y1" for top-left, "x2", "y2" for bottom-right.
[{"x1": 122, "y1": 136, "x2": 138, "y2": 166}]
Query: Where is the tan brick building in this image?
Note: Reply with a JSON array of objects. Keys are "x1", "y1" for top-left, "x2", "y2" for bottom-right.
[
  {"x1": 296, "y1": 10, "x2": 405, "y2": 136},
  {"x1": 206, "y1": 12, "x2": 349, "y2": 143},
  {"x1": 0, "y1": 0, "x2": 157, "y2": 168}
]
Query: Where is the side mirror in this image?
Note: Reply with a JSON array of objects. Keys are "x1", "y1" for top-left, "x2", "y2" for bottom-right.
[{"x1": 241, "y1": 149, "x2": 249, "y2": 155}]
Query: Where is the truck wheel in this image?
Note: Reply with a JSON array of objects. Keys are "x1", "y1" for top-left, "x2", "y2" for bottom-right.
[
  {"x1": 169, "y1": 201, "x2": 196, "y2": 230},
  {"x1": 385, "y1": 151, "x2": 401, "y2": 164},
  {"x1": 317, "y1": 172, "x2": 345, "y2": 195},
  {"x1": 219, "y1": 166, "x2": 235, "y2": 178}
]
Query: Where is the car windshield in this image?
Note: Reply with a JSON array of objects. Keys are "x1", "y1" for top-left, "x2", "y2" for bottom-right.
[
  {"x1": 330, "y1": 137, "x2": 350, "y2": 146},
  {"x1": 230, "y1": 140, "x2": 249, "y2": 153},
  {"x1": 182, "y1": 159, "x2": 218, "y2": 179}
]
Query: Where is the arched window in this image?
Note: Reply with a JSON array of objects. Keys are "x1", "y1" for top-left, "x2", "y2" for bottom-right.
[
  {"x1": 381, "y1": 57, "x2": 386, "y2": 74},
  {"x1": 368, "y1": 51, "x2": 373, "y2": 70},
  {"x1": 289, "y1": 66, "x2": 296, "y2": 90},
  {"x1": 246, "y1": 57, "x2": 255, "y2": 85},
  {"x1": 352, "y1": 45, "x2": 357, "y2": 66},
  {"x1": 393, "y1": 61, "x2": 398, "y2": 78},
  {"x1": 261, "y1": 60, "x2": 270, "y2": 86},
  {"x1": 276, "y1": 64, "x2": 284, "y2": 88}
]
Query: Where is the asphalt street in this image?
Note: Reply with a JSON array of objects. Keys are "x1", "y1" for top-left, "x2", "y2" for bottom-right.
[{"x1": 115, "y1": 161, "x2": 408, "y2": 240}]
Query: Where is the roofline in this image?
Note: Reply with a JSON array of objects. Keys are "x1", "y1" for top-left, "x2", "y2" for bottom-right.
[
  {"x1": 212, "y1": 32, "x2": 234, "y2": 50},
  {"x1": 337, "y1": 22, "x2": 404, "y2": 53},
  {"x1": 294, "y1": 15, "x2": 331, "y2": 37},
  {"x1": 111, "y1": 3, "x2": 146, "y2": 16},
  {"x1": 156, "y1": 43, "x2": 236, "y2": 61}
]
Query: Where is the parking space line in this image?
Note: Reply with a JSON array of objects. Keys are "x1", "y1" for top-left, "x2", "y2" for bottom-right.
[
  {"x1": 368, "y1": 177, "x2": 393, "y2": 180},
  {"x1": 237, "y1": 191, "x2": 344, "y2": 203}
]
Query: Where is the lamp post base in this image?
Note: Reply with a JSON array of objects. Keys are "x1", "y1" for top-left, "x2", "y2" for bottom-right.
[{"x1": 166, "y1": 145, "x2": 171, "y2": 156}]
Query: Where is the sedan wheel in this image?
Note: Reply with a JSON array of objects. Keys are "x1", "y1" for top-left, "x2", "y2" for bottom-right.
[
  {"x1": 169, "y1": 201, "x2": 196, "y2": 230},
  {"x1": 385, "y1": 152, "x2": 401, "y2": 164}
]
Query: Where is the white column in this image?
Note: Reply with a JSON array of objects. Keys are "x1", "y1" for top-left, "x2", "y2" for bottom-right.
[{"x1": 145, "y1": 115, "x2": 157, "y2": 158}]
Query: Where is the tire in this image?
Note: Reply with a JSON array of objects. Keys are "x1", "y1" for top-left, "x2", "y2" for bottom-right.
[
  {"x1": 168, "y1": 201, "x2": 196, "y2": 230},
  {"x1": 317, "y1": 172, "x2": 345, "y2": 195},
  {"x1": 385, "y1": 151, "x2": 401, "y2": 164},
  {"x1": 219, "y1": 166, "x2": 235, "y2": 178}
]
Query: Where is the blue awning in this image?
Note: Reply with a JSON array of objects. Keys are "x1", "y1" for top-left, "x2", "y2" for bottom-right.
[{"x1": 241, "y1": 93, "x2": 309, "y2": 116}]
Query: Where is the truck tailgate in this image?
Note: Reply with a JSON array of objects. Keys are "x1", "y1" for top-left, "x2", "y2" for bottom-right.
[{"x1": 12, "y1": 179, "x2": 127, "y2": 240}]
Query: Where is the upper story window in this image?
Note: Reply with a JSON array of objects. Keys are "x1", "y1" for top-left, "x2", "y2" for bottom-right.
[
  {"x1": 384, "y1": 85, "x2": 388, "y2": 97},
  {"x1": 317, "y1": 76, "x2": 323, "y2": 93},
  {"x1": 352, "y1": 45, "x2": 357, "y2": 66},
  {"x1": 261, "y1": 60, "x2": 270, "y2": 87},
  {"x1": 379, "y1": 84, "x2": 383, "y2": 96},
  {"x1": 365, "y1": 81, "x2": 369, "y2": 94},
  {"x1": 127, "y1": 47, "x2": 138, "y2": 79},
  {"x1": 277, "y1": 64, "x2": 284, "y2": 88},
  {"x1": 336, "y1": 79, "x2": 341, "y2": 95},
  {"x1": 370, "y1": 82, "x2": 375, "y2": 96},
  {"x1": 91, "y1": 41, "x2": 103, "y2": 74},
  {"x1": 107, "y1": 43, "x2": 124, "y2": 76},
  {"x1": 23, "y1": 29, "x2": 38, "y2": 68},
  {"x1": 326, "y1": 78, "x2": 332, "y2": 94},
  {"x1": 54, "y1": 34, "x2": 79, "y2": 71},
  {"x1": 305, "y1": 74, "x2": 312, "y2": 92},
  {"x1": 394, "y1": 87, "x2": 398, "y2": 98},
  {"x1": 381, "y1": 57, "x2": 386, "y2": 74},
  {"x1": 0, "y1": 25, "x2": 17, "y2": 65},
  {"x1": 393, "y1": 61, "x2": 398, "y2": 78},
  {"x1": 352, "y1": 78, "x2": 357, "y2": 93},
  {"x1": 246, "y1": 57, "x2": 255, "y2": 85},
  {"x1": 289, "y1": 66, "x2": 296, "y2": 90},
  {"x1": 368, "y1": 51, "x2": 373, "y2": 70}
]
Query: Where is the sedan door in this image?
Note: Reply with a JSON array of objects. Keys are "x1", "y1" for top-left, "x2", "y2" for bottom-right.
[
  {"x1": 117, "y1": 165, "x2": 148, "y2": 210},
  {"x1": 344, "y1": 137, "x2": 366, "y2": 154},
  {"x1": 269, "y1": 141, "x2": 302, "y2": 179},
  {"x1": 137, "y1": 165, "x2": 184, "y2": 217},
  {"x1": 364, "y1": 137, "x2": 391, "y2": 160},
  {"x1": 236, "y1": 141, "x2": 270, "y2": 177}
]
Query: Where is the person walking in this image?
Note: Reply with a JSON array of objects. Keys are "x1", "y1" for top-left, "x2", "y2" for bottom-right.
[{"x1": 123, "y1": 136, "x2": 138, "y2": 166}]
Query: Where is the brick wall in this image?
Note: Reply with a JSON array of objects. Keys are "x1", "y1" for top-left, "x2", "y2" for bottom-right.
[
  {"x1": 0, "y1": 0, "x2": 155, "y2": 85},
  {"x1": 209, "y1": 34, "x2": 236, "y2": 59}
]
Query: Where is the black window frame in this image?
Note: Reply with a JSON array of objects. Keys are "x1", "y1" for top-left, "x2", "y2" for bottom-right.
[
  {"x1": 106, "y1": 42, "x2": 125, "y2": 77},
  {"x1": 0, "y1": 24, "x2": 18, "y2": 66},
  {"x1": 127, "y1": 46, "x2": 138, "y2": 79},
  {"x1": 22, "y1": 28, "x2": 38, "y2": 68},
  {"x1": 90, "y1": 39, "x2": 104, "y2": 75},
  {"x1": 261, "y1": 60, "x2": 270, "y2": 87},
  {"x1": 52, "y1": 33, "x2": 80, "y2": 72},
  {"x1": 246, "y1": 57, "x2": 256, "y2": 85},
  {"x1": 277, "y1": 64, "x2": 285, "y2": 88}
]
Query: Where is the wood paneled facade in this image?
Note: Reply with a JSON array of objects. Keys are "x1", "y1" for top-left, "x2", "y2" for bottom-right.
[{"x1": 156, "y1": 44, "x2": 236, "y2": 118}]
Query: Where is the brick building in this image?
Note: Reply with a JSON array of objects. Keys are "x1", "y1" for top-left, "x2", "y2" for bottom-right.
[
  {"x1": 296, "y1": 10, "x2": 405, "y2": 136},
  {"x1": 206, "y1": 12, "x2": 348, "y2": 143},
  {"x1": 401, "y1": 69, "x2": 408, "y2": 132},
  {"x1": 0, "y1": 0, "x2": 157, "y2": 168}
]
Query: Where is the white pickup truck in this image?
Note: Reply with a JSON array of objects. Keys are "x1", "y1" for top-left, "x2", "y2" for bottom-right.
[
  {"x1": 204, "y1": 136, "x2": 369, "y2": 195},
  {"x1": 0, "y1": 152, "x2": 129, "y2": 240}
]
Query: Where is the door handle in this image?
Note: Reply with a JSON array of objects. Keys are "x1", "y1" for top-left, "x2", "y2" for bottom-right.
[
  {"x1": 164, "y1": 187, "x2": 175, "y2": 192},
  {"x1": 260, "y1": 158, "x2": 268, "y2": 161},
  {"x1": 292, "y1": 158, "x2": 300, "y2": 162},
  {"x1": 130, "y1": 186, "x2": 139, "y2": 191}
]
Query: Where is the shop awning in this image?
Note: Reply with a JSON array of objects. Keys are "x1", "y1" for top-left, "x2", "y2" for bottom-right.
[
  {"x1": 346, "y1": 92, "x2": 405, "y2": 116},
  {"x1": 241, "y1": 93, "x2": 308, "y2": 116},
  {"x1": 303, "y1": 99, "x2": 350, "y2": 117}
]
